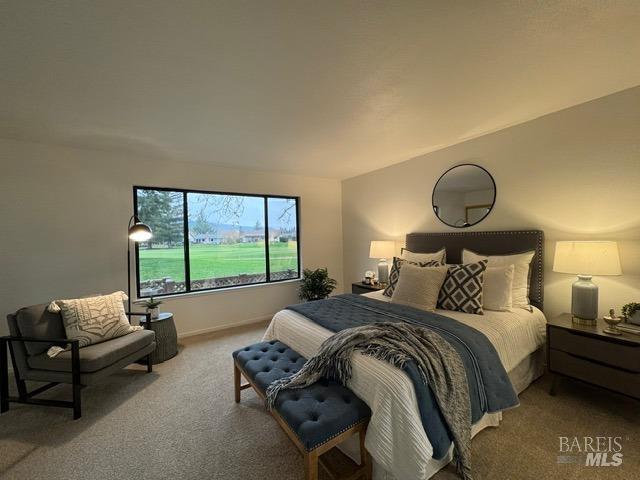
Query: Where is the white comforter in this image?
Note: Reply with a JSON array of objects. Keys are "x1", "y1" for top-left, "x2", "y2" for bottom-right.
[{"x1": 262, "y1": 291, "x2": 547, "y2": 480}]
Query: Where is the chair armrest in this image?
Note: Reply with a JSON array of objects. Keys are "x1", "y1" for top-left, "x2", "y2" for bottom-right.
[
  {"x1": 124, "y1": 311, "x2": 152, "y2": 329},
  {"x1": 0, "y1": 336, "x2": 79, "y2": 347},
  {"x1": 1, "y1": 337, "x2": 81, "y2": 383}
]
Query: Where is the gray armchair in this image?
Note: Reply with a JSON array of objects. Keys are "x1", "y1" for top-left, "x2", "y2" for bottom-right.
[{"x1": 1, "y1": 303, "x2": 156, "y2": 419}]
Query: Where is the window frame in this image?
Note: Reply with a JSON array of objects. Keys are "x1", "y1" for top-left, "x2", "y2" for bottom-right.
[{"x1": 133, "y1": 185, "x2": 301, "y2": 299}]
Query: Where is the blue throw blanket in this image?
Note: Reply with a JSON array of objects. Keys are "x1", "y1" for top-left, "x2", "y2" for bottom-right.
[{"x1": 286, "y1": 294, "x2": 519, "y2": 459}]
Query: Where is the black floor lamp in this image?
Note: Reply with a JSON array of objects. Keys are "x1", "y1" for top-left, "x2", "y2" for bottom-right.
[{"x1": 127, "y1": 215, "x2": 153, "y2": 313}]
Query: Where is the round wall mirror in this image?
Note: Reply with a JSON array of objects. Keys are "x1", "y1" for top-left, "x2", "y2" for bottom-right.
[{"x1": 432, "y1": 164, "x2": 496, "y2": 228}]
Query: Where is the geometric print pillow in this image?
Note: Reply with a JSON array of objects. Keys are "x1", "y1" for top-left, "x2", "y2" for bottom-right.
[
  {"x1": 46, "y1": 291, "x2": 142, "y2": 357},
  {"x1": 383, "y1": 257, "x2": 442, "y2": 297},
  {"x1": 436, "y1": 260, "x2": 488, "y2": 315}
]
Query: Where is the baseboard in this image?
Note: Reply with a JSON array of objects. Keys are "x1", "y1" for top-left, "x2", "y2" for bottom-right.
[{"x1": 177, "y1": 315, "x2": 272, "y2": 339}]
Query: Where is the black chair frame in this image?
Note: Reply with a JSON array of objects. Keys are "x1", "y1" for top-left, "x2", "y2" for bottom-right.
[{"x1": 1, "y1": 311, "x2": 152, "y2": 420}]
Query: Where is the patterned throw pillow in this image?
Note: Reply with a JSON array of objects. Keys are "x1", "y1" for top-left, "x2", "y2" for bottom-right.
[
  {"x1": 462, "y1": 249, "x2": 535, "y2": 310},
  {"x1": 46, "y1": 291, "x2": 142, "y2": 357},
  {"x1": 383, "y1": 257, "x2": 442, "y2": 297},
  {"x1": 437, "y1": 260, "x2": 488, "y2": 315}
]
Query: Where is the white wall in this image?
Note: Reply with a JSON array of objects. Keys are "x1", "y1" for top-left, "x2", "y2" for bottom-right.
[
  {"x1": 0, "y1": 139, "x2": 343, "y2": 337},
  {"x1": 342, "y1": 86, "x2": 640, "y2": 319}
]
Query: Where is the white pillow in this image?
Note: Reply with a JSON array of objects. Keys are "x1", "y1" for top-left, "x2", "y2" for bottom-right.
[
  {"x1": 390, "y1": 263, "x2": 448, "y2": 312},
  {"x1": 483, "y1": 265, "x2": 515, "y2": 311},
  {"x1": 401, "y1": 247, "x2": 446, "y2": 264},
  {"x1": 462, "y1": 249, "x2": 535, "y2": 309}
]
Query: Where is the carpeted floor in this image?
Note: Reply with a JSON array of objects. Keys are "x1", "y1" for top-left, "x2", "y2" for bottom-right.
[{"x1": 1, "y1": 322, "x2": 638, "y2": 480}]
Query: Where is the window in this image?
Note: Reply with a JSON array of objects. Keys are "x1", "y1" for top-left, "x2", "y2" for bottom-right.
[
  {"x1": 187, "y1": 192, "x2": 266, "y2": 291},
  {"x1": 267, "y1": 197, "x2": 299, "y2": 280},
  {"x1": 134, "y1": 187, "x2": 300, "y2": 297},
  {"x1": 136, "y1": 189, "x2": 187, "y2": 295}
]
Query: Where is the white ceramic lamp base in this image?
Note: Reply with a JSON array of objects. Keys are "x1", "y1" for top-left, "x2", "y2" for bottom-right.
[
  {"x1": 377, "y1": 259, "x2": 389, "y2": 286},
  {"x1": 571, "y1": 275, "x2": 598, "y2": 325}
]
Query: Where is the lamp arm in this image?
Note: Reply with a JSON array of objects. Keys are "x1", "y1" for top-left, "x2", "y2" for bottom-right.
[{"x1": 128, "y1": 214, "x2": 139, "y2": 230}]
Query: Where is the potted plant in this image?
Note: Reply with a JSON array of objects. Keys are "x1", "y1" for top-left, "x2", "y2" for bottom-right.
[
  {"x1": 298, "y1": 268, "x2": 337, "y2": 301},
  {"x1": 137, "y1": 297, "x2": 163, "y2": 319},
  {"x1": 622, "y1": 302, "x2": 640, "y2": 325}
]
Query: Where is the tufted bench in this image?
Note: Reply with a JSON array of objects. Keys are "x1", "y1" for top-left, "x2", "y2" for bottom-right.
[{"x1": 233, "y1": 340, "x2": 372, "y2": 480}]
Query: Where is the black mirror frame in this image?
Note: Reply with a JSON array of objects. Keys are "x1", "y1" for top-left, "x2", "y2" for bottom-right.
[{"x1": 431, "y1": 163, "x2": 496, "y2": 229}]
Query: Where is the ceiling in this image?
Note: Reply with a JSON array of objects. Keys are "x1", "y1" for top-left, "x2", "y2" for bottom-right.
[{"x1": 1, "y1": 1, "x2": 639, "y2": 179}]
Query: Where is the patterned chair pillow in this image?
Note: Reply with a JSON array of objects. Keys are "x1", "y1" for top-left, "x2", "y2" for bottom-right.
[
  {"x1": 437, "y1": 260, "x2": 488, "y2": 315},
  {"x1": 46, "y1": 291, "x2": 142, "y2": 357},
  {"x1": 383, "y1": 257, "x2": 442, "y2": 297}
]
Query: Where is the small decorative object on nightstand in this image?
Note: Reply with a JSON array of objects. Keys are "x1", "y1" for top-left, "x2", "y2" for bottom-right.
[
  {"x1": 135, "y1": 296, "x2": 163, "y2": 320},
  {"x1": 603, "y1": 308, "x2": 623, "y2": 335},
  {"x1": 352, "y1": 282, "x2": 384, "y2": 295},
  {"x1": 369, "y1": 240, "x2": 395, "y2": 286},
  {"x1": 552, "y1": 241, "x2": 622, "y2": 325},
  {"x1": 363, "y1": 270, "x2": 376, "y2": 285},
  {"x1": 547, "y1": 313, "x2": 640, "y2": 399}
]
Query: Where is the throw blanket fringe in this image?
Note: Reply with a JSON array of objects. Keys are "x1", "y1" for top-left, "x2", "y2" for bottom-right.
[{"x1": 266, "y1": 322, "x2": 473, "y2": 480}]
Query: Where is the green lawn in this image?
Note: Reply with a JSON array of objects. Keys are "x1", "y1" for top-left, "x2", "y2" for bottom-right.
[{"x1": 139, "y1": 241, "x2": 298, "y2": 282}]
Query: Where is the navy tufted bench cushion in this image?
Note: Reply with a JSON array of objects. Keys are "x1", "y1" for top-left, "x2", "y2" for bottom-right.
[
  {"x1": 233, "y1": 340, "x2": 306, "y2": 394},
  {"x1": 233, "y1": 340, "x2": 371, "y2": 452}
]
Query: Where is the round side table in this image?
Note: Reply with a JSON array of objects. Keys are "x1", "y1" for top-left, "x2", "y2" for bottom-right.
[{"x1": 140, "y1": 312, "x2": 178, "y2": 364}]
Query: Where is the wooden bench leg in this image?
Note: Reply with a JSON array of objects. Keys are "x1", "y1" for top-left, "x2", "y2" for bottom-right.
[
  {"x1": 304, "y1": 450, "x2": 318, "y2": 480},
  {"x1": 234, "y1": 362, "x2": 241, "y2": 403}
]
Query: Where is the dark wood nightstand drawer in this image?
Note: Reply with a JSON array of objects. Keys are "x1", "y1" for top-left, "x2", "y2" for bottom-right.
[
  {"x1": 549, "y1": 349, "x2": 640, "y2": 399},
  {"x1": 549, "y1": 326, "x2": 640, "y2": 372}
]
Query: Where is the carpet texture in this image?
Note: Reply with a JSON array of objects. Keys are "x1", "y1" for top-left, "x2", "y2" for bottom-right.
[{"x1": 1, "y1": 322, "x2": 638, "y2": 480}]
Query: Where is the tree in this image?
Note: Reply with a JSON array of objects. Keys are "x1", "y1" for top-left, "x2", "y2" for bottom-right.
[
  {"x1": 192, "y1": 207, "x2": 216, "y2": 238},
  {"x1": 278, "y1": 199, "x2": 296, "y2": 227},
  {"x1": 254, "y1": 219, "x2": 263, "y2": 231},
  {"x1": 137, "y1": 190, "x2": 183, "y2": 248},
  {"x1": 211, "y1": 194, "x2": 245, "y2": 225}
]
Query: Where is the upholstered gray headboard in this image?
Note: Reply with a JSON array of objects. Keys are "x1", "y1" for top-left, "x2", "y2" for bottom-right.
[{"x1": 405, "y1": 230, "x2": 544, "y2": 311}]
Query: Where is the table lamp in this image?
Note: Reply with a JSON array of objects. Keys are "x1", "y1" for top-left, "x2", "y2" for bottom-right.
[
  {"x1": 553, "y1": 241, "x2": 622, "y2": 324},
  {"x1": 369, "y1": 240, "x2": 396, "y2": 286}
]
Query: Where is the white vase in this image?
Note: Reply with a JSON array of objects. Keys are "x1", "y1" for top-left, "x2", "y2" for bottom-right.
[
  {"x1": 148, "y1": 307, "x2": 160, "y2": 320},
  {"x1": 629, "y1": 311, "x2": 640, "y2": 326}
]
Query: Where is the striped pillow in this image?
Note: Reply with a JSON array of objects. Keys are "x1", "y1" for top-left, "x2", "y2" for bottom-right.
[{"x1": 383, "y1": 257, "x2": 442, "y2": 297}]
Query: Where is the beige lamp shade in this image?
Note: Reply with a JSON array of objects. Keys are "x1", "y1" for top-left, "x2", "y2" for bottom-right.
[
  {"x1": 553, "y1": 241, "x2": 622, "y2": 276},
  {"x1": 369, "y1": 240, "x2": 396, "y2": 259}
]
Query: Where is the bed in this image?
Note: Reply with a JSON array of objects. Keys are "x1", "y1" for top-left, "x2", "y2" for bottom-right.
[{"x1": 263, "y1": 230, "x2": 547, "y2": 480}]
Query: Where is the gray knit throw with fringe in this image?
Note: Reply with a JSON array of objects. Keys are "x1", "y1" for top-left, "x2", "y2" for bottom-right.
[{"x1": 265, "y1": 321, "x2": 473, "y2": 480}]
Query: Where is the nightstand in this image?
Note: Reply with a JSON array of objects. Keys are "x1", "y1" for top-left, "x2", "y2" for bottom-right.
[
  {"x1": 351, "y1": 282, "x2": 384, "y2": 295},
  {"x1": 547, "y1": 313, "x2": 640, "y2": 399}
]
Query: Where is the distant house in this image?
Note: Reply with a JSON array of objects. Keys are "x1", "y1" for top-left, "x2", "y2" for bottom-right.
[
  {"x1": 190, "y1": 233, "x2": 223, "y2": 245},
  {"x1": 241, "y1": 232, "x2": 265, "y2": 243},
  {"x1": 267, "y1": 229, "x2": 297, "y2": 243}
]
